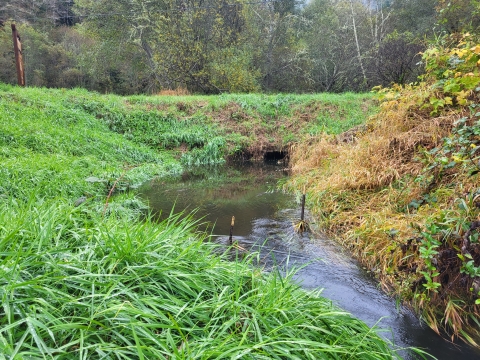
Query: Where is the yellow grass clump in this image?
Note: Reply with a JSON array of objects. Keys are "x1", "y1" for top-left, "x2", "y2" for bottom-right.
[{"x1": 291, "y1": 83, "x2": 464, "y2": 191}]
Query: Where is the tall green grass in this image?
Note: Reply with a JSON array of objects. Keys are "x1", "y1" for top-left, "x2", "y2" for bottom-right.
[
  {"x1": 0, "y1": 199, "x2": 408, "y2": 359},
  {"x1": 1, "y1": 84, "x2": 377, "y2": 167}
]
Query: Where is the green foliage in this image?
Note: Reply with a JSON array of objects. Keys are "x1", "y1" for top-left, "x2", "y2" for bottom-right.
[
  {"x1": 0, "y1": 30, "x2": 17, "y2": 85},
  {"x1": 284, "y1": 33, "x2": 480, "y2": 345},
  {"x1": 418, "y1": 223, "x2": 443, "y2": 293},
  {"x1": 305, "y1": 93, "x2": 378, "y2": 135},
  {"x1": 417, "y1": 115, "x2": 480, "y2": 188},
  {"x1": 0, "y1": 86, "x2": 175, "y2": 201},
  {"x1": 1, "y1": 85, "x2": 377, "y2": 178},
  {"x1": 390, "y1": 0, "x2": 438, "y2": 35},
  {"x1": 302, "y1": 0, "x2": 353, "y2": 92},
  {"x1": 181, "y1": 137, "x2": 226, "y2": 166},
  {"x1": 436, "y1": 0, "x2": 480, "y2": 33},
  {"x1": 0, "y1": 0, "x2": 444, "y2": 94},
  {"x1": 461, "y1": 255, "x2": 480, "y2": 277},
  {"x1": 209, "y1": 47, "x2": 261, "y2": 93},
  {"x1": 94, "y1": 109, "x2": 216, "y2": 150},
  {"x1": 404, "y1": 34, "x2": 480, "y2": 341},
  {"x1": 422, "y1": 34, "x2": 480, "y2": 114},
  {"x1": 75, "y1": 0, "x2": 254, "y2": 93},
  {"x1": 415, "y1": 34, "x2": 480, "y2": 182},
  {"x1": 249, "y1": 3, "x2": 312, "y2": 92}
]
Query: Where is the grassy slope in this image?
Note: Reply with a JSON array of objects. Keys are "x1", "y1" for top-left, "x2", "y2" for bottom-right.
[
  {"x1": 0, "y1": 85, "x2": 179, "y2": 202},
  {"x1": 285, "y1": 35, "x2": 480, "y2": 346},
  {"x1": 0, "y1": 85, "x2": 409, "y2": 358},
  {"x1": 67, "y1": 90, "x2": 377, "y2": 160}
]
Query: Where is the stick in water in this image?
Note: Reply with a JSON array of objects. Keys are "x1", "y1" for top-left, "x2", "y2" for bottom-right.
[
  {"x1": 301, "y1": 185, "x2": 306, "y2": 221},
  {"x1": 229, "y1": 216, "x2": 235, "y2": 244}
]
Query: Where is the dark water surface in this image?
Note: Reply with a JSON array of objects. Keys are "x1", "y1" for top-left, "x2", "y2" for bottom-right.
[{"x1": 140, "y1": 163, "x2": 480, "y2": 360}]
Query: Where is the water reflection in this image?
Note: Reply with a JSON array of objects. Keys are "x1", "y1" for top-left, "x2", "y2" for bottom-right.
[{"x1": 140, "y1": 162, "x2": 291, "y2": 235}]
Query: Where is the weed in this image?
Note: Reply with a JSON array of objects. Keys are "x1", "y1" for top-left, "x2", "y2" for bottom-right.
[
  {"x1": 181, "y1": 137, "x2": 226, "y2": 166},
  {"x1": 0, "y1": 197, "x2": 405, "y2": 359}
]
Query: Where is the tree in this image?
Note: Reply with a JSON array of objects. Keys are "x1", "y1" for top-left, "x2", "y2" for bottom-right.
[
  {"x1": 0, "y1": 0, "x2": 460, "y2": 93},
  {"x1": 0, "y1": 26, "x2": 17, "y2": 85},
  {"x1": 302, "y1": 0, "x2": 347, "y2": 91},
  {"x1": 388, "y1": 0, "x2": 437, "y2": 36},
  {"x1": 369, "y1": 31, "x2": 424, "y2": 85},
  {"x1": 0, "y1": 0, "x2": 77, "y2": 27},
  {"x1": 75, "y1": 0, "x2": 255, "y2": 93},
  {"x1": 245, "y1": 0, "x2": 312, "y2": 92},
  {"x1": 436, "y1": 0, "x2": 480, "y2": 33},
  {"x1": 151, "y1": 0, "x2": 250, "y2": 92},
  {"x1": 302, "y1": 0, "x2": 374, "y2": 92}
]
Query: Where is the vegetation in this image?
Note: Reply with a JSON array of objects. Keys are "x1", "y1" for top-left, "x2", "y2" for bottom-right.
[
  {"x1": 285, "y1": 33, "x2": 480, "y2": 346},
  {"x1": 0, "y1": 85, "x2": 176, "y2": 203},
  {"x1": 0, "y1": 200, "x2": 407, "y2": 359},
  {"x1": 2, "y1": 1, "x2": 478, "y2": 94},
  {"x1": 0, "y1": 84, "x2": 375, "y2": 168},
  {"x1": 3, "y1": 0, "x2": 480, "y2": 353},
  {"x1": 0, "y1": 85, "x2": 411, "y2": 358}
]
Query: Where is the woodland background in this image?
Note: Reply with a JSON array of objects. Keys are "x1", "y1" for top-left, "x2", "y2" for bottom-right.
[{"x1": 1, "y1": 0, "x2": 479, "y2": 94}]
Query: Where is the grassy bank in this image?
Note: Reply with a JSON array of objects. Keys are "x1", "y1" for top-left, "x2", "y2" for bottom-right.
[
  {"x1": 0, "y1": 85, "x2": 409, "y2": 358},
  {"x1": 1, "y1": 199, "x2": 406, "y2": 359},
  {"x1": 285, "y1": 34, "x2": 480, "y2": 346},
  {"x1": 0, "y1": 84, "x2": 376, "y2": 200}
]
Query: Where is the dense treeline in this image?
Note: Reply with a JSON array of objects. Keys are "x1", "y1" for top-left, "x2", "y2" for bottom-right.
[{"x1": 0, "y1": 0, "x2": 479, "y2": 94}]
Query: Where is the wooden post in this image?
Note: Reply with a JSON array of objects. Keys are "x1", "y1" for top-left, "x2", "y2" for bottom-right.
[
  {"x1": 229, "y1": 216, "x2": 235, "y2": 244},
  {"x1": 11, "y1": 24, "x2": 25, "y2": 87},
  {"x1": 300, "y1": 186, "x2": 306, "y2": 221}
]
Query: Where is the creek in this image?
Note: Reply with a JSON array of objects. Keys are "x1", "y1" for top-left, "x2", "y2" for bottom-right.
[{"x1": 139, "y1": 162, "x2": 480, "y2": 360}]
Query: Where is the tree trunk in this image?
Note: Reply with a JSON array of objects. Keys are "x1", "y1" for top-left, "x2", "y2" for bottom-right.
[
  {"x1": 140, "y1": 37, "x2": 163, "y2": 87},
  {"x1": 349, "y1": 0, "x2": 367, "y2": 86}
]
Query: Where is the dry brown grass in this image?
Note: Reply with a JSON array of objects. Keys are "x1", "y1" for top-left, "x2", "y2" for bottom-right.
[
  {"x1": 157, "y1": 87, "x2": 191, "y2": 96},
  {"x1": 286, "y1": 82, "x2": 480, "y2": 346},
  {"x1": 290, "y1": 84, "x2": 466, "y2": 192},
  {"x1": 288, "y1": 34, "x2": 480, "y2": 345}
]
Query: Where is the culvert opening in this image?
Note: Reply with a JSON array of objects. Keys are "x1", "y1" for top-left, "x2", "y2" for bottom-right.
[{"x1": 264, "y1": 151, "x2": 287, "y2": 162}]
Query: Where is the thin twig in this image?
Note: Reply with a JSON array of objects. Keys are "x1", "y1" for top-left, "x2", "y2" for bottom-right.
[{"x1": 102, "y1": 166, "x2": 137, "y2": 217}]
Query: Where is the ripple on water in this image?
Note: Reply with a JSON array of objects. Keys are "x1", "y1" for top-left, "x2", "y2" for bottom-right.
[{"x1": 222, "y1": 209, "x2": 480, "y2": 360}]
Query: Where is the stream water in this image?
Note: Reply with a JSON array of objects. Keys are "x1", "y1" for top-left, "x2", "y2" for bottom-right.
[{"x1": 139, "y1": 162, "x2": 480, "y2": 360}]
